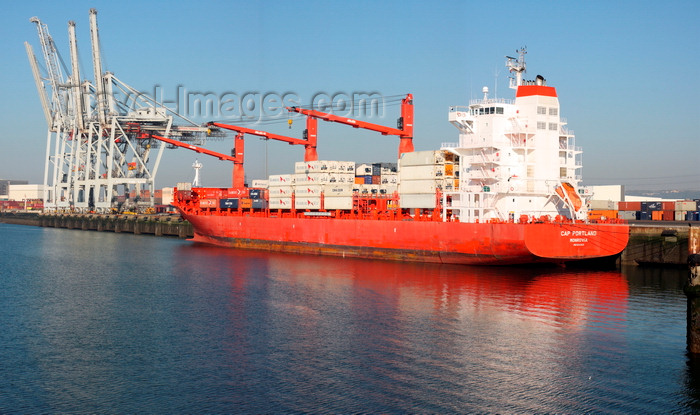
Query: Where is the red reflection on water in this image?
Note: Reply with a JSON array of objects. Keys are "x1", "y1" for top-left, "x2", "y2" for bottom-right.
[{"x1": 177, "y1": 244, "x2": 629, "y2": 330}]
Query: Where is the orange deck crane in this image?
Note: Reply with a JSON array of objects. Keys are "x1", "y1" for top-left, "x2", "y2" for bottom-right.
[
  {"x1": 286, "y1": 93, "x2": 414, "y2": 158},
  {"x1": 207, "y1": 117, "x2": 318, "y2": 189},
  {"x1": 140, "y1": 117, "x2": 316, "y2": 189}
]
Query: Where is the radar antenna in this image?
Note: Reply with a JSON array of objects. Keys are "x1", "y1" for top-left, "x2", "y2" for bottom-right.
[{"x1": 506, "y1": 47, "x2": 527, "y2": 89}]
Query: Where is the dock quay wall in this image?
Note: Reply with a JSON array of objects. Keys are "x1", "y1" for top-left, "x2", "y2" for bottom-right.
[
  {"x1": 0, "y1": 212, "x2": 193, "y2": 239},
  {"x1": 0, "y1": 212, "x2": 696, "y2": 266}
]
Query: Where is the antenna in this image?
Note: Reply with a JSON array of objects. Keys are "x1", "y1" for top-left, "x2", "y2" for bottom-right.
[
  {"x1": 192, "y1": 159, "x2": 202, "y2": 187},
  {"x1": 506, "y1": 47, "x2": 527, "y2": 89}
]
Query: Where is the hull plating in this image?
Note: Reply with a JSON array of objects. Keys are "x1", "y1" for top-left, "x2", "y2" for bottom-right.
[{"x1": 181, "y1": 213, "x2": 629, "y2": 266}]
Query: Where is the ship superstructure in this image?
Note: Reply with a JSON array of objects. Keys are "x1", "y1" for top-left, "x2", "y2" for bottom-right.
[{"x1": 445, "y1": 48, "x2": 584, "y2": 223}]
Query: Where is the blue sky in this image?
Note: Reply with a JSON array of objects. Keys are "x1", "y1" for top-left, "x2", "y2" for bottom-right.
[{"x1": 2, "y1": 0, "x2": 698, "y2": 191}]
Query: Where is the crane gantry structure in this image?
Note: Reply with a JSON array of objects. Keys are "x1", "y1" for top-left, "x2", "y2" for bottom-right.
[{"x1": 25, "y1": 8, "x2": 219, "y2": 213}]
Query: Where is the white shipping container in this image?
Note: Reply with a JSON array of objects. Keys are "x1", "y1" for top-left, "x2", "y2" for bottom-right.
[
  {"x1": 295, "y1": 185, "x2": 324, "y2": 196},
  {"x1": 295, "y1": 196, "x2": 321, "y2": 210},
  {"x1": 358, "y1": 184, "x2": 380, "y2": 195},
  {"x1": 268, "y1": 174, "x2": 294, "y2": 185},
  {"x1": 325, "y1": 184, "x2": 354, "y2": 197},
  {"x1": 675, "y1": 201, "x2": 697, "y2": 211},
  {"x1": 588, "y1": 199, "x2": 618, "y2": 210},
  {"x1": 676, "y1": 211, "x2": 686, "y2": 221},
  {"x1": 251, "y1": 179, "x2": 269, "y2": 188},
  {"x1": 339, "y1": 161, "x2": 356, "y2": 173},
  {"x1": 294, "y1": 173, "x2": 330, "y2": 185},
  {"x1": 269, "y1": 186, "x2": 293, "y2": 197},
  {"x1": 356, "y1": 163, "x2": 372, "y2": 175},
  {"x1": 399, "y1": 150, "x2": 445, "y2": 167},
  {"x1": 324, "y1": 196, "x2": 354, "y2": 210},
  {"x1": 399, "y1": 165, "x2": 446, "y2": 180},
  {"x1": 381, "y1": 184, "x2": 398, "y2": 194},
  {"x1": 381, "y1": 174, "x2": 398, "y2": 185},
  {"x1": 400, "y1": 179, "x2": 439, "y2": 194},
  {"x1": 618, "y1": 210, "x2": 638, "y2": 220},
  {"x1": 269, "y1": 198, "x2": 292, "y2": 209},
  {"x1": 328, "y1": 173, "x2": 355, "y2": 184},
  {"x1": 176, "y1": 182, "x2": 192, "y2": 191},
  {"x1": 400, "y1": 193, "x2": 436, "y2": 209}
]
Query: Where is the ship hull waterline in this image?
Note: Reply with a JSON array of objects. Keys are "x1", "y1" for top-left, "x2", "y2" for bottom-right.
[{"x1": 180, "y1": 213, "x2": 629, "y2": 266}]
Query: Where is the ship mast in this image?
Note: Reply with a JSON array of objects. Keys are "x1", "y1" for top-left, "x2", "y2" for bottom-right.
[{"x1": 506, "y1": 47, "x2": 527, "y2": 89}]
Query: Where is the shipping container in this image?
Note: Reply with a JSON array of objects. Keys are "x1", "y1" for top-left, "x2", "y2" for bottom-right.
[
  {"x1": 618, "y1": 201, "x2": 641, "y2": 211},
  {"x1": 675, "y1": 201, "x2": 697, "y2": 211},
  {"x1": 399, "y1": 150, "x2": 446, "y2": 167},
  {"x1": 295, "y1": 196, "x2": 321, "y2": 210},
  {"x1": 356, "y1": 164, "x2": 372, "y2": 175},
  {"x1": 639, "y1": 211, "x2": 651, "y2": 220},
  {"x1": 688, "y1": 211, "x2": 700, "y2": 221},
  {"x1": 239, "y1": 198, "x2": 253, "y2": 209},
  {"x1": 219, "y1": 198, "x2": 239, "y2": 209},
  {"x1": 661, "y1": 201, "x2": 675, "y2": 211},
  {"x1": 269, "y1": 198, "x2": 292, "y2": 209},
  {"x1": 324, "y1": 196, "x2": 353, "y2": 210},
  {"x1": 248, "y1": 188, "x2": 264, "y2": 199},
  {"x1": 588, "y1": 200, "x2": 618, "y2": 210},
  {"x1": 328, "y1": 173, "x2": 355, "y2": 184},
  {"x1": 400, "y1": 179, "x2": 439, "y2": 194},
  {"x1": 400, "y1": 165, "x2": 447, "y2": 179},
  {"x1": 295, "y1": 185, "x2": 324, "y2": 196},
  {"x1": 371, "y1": 163, "x2": 382, "y2": 176},
  {"x1": 354, "y1": 177, "x2": 365, "y2": 185},
  {"x1": 643, "y1": 201, "x2": 662, "y2": 211},
  {"x1": 268, "y1": 174, "x2": 294, "y2": 185},
  {"x1": 360, "y1": 175, "x2": 372, "y2": 184},
  {"x1": 325, "y1": 184, "x2": 354, "y2": 197},
  {"x1": 295, "y1": 173, "x2": 331, "y2": 185},
  {"x1": 675, "y1": 211, "x2": 686, "y2": 221},
  {"x1": 199, "y1": 198, "x2": 216, "y2": 208},
  {"x1": 662, "y1": 210, "x2": 674, "y2": 221},
  {"x1": 251, "y1": 179, "x2": 269, "y2": 188},
  {"x1": 381, "y1": 174, "x2": 398, "y2": 185},
  {"x1": 617, "y1": 210, "x2": 639, "y2": 220},
  {"x1": 251, "y1": 199, "x2": 267, "y2": 209},
  {"x1": 588, "y1": 210, "x2": 617, "y2": 220},
  {"x1": 268, "y1": 186, "x2": 293, "y2": 197},
  {"x1": 176, "y1": 182, "x2": 192, "y2": 191},
  {"x1": 400, "y1": 193, "x2": 436, "y2": 209},
  {"x1": 371, "y1": 175, "x2": 381, "y2": 185}
]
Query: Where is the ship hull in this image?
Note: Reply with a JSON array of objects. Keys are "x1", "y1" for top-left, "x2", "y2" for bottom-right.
[{"x1": 180, "y1": 213, "x2": 629, "y2": 266}]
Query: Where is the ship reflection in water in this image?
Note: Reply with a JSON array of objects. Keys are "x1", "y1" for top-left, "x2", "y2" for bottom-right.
[{"x1": 170, "y1": 243, "x2": 680, "y2": 413}]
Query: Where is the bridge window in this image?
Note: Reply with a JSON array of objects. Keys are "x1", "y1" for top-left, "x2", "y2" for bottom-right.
[
  {"x1": 537, "y1": 106, "x2": 547, "y2": 115},
  {"x1": 549, "y1": 108, "x2": 558, "y2": 116}
]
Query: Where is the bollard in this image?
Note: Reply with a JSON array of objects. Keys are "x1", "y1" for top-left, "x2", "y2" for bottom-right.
[{"x1": 686, "y1": 227, "x2": 700, "y2": 353}]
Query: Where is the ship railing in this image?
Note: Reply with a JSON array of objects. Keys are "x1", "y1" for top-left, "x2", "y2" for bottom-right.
[{"x1": 468, "y1": 97, "x2": 514, "y2": 106}]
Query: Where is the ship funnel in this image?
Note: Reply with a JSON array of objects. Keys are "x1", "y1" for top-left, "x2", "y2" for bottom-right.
[
  {"x1": 536, "y1": 75, "x2": 545, "y2": 86},
  {"x1": 482, "y1": 86, "x2": 489, "y2": 100}
]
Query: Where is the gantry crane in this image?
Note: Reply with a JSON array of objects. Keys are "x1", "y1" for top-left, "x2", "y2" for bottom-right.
[
  {"x1": 286, "y1": 94, "x2": 414, "y2": 158},
  {"x1": 25, "y1": 9, "x2": 215, "y2": 213}
]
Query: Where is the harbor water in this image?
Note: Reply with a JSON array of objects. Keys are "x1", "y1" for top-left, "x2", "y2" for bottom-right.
[{"x1": 1, "y1": 223, "x2": 698, "y2": 413}]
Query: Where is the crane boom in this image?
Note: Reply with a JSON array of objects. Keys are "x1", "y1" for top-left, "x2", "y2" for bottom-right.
[{"x1": 286, "y1": 93, "x2": 414, "y2": 157}]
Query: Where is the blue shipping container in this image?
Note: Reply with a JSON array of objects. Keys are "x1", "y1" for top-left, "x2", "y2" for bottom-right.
[
  {"x1": 251, "y1": 199, "x2": 268, "y2": 209},
  {"x1": 639, "y1": 211, "x2": 652, "y2": 220},
  {"x1": 362, "y1": 175, "x2": 373, "y2": 184},
  {"x1": 248, "y1": 189, "x2": 263, "y2": 199},
  {"x1": 643, "y1": 201, "x2": 662, "y2": 211},
  {"x1": 220, "y1": 198, "x2": 239, "y2": 209}
]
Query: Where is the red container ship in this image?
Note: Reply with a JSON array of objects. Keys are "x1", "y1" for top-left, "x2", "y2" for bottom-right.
[{"x1": 166, "y1": 49, "x2": 629, "y2": 265}]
